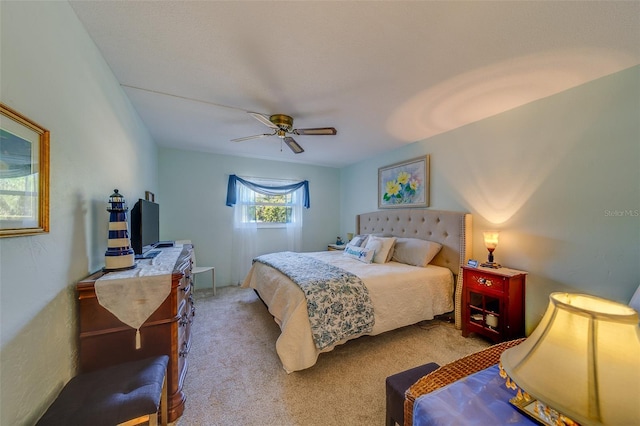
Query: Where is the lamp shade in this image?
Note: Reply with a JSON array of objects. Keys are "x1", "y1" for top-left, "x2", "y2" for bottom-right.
[
  {"x1": 500, "y1": 292, "x2": 640, "y2": 425},
  {"x1": 483, "y1": 231, "x2": 500, "y2": 249}
]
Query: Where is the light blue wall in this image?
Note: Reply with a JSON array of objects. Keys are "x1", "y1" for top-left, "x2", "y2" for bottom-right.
[
  {"x1": 340, "y1": 66, "x2": 640, "y2": 333},
  {"x1": 158, "y1": 148, "x2": 340, "y2": 286},
  {"x1": 2, "y1": 2, "x2": 637, "y2": 423},
  {"x1": 0, "y1": 2, "x2": 158, "y2": 424}
]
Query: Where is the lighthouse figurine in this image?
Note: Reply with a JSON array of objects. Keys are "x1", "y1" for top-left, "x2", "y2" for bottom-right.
[{"x1": 104, "y1": 189, "x2": 136, "y2": 271}]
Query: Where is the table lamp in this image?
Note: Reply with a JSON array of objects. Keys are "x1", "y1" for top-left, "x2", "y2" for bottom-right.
[
  {"x1": 480, "y1": 230, "x2": 501, "y2": 268},
  {"x1": 500, "y1": 292, "x2": 640, "y2": 425}
]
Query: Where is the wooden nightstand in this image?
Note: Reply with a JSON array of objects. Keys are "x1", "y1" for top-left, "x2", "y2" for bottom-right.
[
  {"x1": 327, "y1": 244, "x2": 345, "y2": 251},
  {"x1": 461, "y1": 265, "x2": 527, "y2": 343}
]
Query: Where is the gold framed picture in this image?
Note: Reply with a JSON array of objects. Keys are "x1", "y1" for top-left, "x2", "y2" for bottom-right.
[
  {"x1": 0, "y1": 104, "x2": 50, "y2": 237},
  {"x1": 378, "y1": 155, "x2": 430, "y2": 209}
]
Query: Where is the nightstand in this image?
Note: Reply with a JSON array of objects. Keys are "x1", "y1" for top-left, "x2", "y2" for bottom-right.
[
  {"x1": 461, "y1": 265, "x2": 527, "y2": 343},
  {"x1": 327, "y1": 244, "x2": 345, "y2": 251}
]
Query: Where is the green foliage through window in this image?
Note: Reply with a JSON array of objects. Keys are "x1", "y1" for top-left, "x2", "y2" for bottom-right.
[{"x1": 247, "y1": 192, "x2": 293, "y2": 224}]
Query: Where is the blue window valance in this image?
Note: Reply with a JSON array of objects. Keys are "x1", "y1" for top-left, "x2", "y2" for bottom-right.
[{"x1": 226, "y1": 174, "x2": 310, "y2": 209}]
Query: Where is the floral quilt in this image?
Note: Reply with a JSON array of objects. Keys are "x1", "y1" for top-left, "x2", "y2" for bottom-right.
[{"x1": 253, "y1": 251, "x2": 375, "y2": 350}]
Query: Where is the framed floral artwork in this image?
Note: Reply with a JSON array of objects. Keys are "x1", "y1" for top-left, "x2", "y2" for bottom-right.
[
  {"x1": 0, "y1": 104, "x2": 50, "y2": 237},
  {"x1": 378, "y1": 155, "x2": 429, "y2": 209}
]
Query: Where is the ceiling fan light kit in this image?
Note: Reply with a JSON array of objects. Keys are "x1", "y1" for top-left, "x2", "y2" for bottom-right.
[
  {"x1": 232, "y1": 112, "x2": 337, "y2": 154},
  {"x1": 269, "y1": 114, "x2": 294, "y2": 131}
]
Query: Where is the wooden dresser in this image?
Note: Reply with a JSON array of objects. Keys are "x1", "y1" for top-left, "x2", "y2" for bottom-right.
[{"x1": 77, "y1": 246, "x2": 195, "y2": 422}]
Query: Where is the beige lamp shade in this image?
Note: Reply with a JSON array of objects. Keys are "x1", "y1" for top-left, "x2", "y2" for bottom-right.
[
  {"x1": 500, "y1": 292, "x2": 640, "y2": 425},
  {"x1": 483, "y1": 231, "x2": 500, "y2": 249}
]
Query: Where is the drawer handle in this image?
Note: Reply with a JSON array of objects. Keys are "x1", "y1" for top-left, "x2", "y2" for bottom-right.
[
  {"x1": 478, "y1": 277, "x2": 493, "y2": 287},
  {"x1": 179, "y1": 342, "x2": 190, "y2": 357},
  {"x1": 189, "y1": 294, "x2": 196, "y2": 316},
  {"x1": 180, "y1": 312, "x2": 194, "y2": 326}
]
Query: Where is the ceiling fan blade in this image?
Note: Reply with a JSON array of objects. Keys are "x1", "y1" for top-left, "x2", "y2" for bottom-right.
[
  {"x1": 283, "y1": 137, "x2": 304, "y2": 154},
  {"x1": 231, "y1": 133, "x2": 272, "y2": 143},
  {"x1": 249, "y1": 112, "x2": 278, "y2": 129},
  {"x1": 294, "y1": 127, "x2": 337, "y2": 136}
]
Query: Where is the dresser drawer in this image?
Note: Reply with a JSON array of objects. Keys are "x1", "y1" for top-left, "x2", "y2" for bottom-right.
[
  {"x1": 77, "y1": 285, "x2": 177, "y2": 333},
  {"x1": 177, "y1": 272, "x2": 191, "y2": 307},
  {"x1": 465, "y1": 270, "x2": 505, "y2": 293},
  {"x1": 177, "y1": 299, "x2": 194, "y2": 346}
]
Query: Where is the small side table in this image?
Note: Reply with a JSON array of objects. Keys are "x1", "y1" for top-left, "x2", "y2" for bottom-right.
[
  {"x1": 461, "y1": 265, "x2": 527, "y2": 343},
  {"x1": 192, "y1": 265, "x2": 215, "y2": 295},
  {"x1": 327, "y1": 244, "x2": 346, "y2": 251}
]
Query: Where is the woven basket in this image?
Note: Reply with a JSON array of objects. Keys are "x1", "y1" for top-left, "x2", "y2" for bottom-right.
[{"x1": 403, "y1": 338, "x2": 525, "y2": 426}]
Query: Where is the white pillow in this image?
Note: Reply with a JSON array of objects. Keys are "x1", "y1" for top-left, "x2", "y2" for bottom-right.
[
  {"x1": 391, "y1": 238, "x2": 443, "y2": 267},
  {"x1": 349, "y1": 234, "x2": 369, "y2": 247},
  {"x1": 364, "y1": 235, "x2": 396, "y2": 264},
  {"x1": 343, "y1": 244, "x2": 375, "y2": 264}
]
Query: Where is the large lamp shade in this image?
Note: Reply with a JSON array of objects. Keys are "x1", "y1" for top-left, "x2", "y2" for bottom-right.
[{"x1": 500, "y1": 292, "x2": 640, "y2": 425}]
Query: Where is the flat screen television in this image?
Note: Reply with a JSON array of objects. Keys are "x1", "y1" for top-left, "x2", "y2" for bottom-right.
[{"x1": 130, "y1": 198, "x2": 159, "y2": 255}]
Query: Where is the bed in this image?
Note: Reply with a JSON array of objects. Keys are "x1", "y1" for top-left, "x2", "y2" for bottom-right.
[{"x1": 242, "y1": 209, "x2": 472, "y2": 373}]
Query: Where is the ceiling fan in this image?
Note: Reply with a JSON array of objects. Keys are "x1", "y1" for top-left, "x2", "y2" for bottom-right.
[{"x1": 231, "y1": 112, "x2": 337, "y2": 154}]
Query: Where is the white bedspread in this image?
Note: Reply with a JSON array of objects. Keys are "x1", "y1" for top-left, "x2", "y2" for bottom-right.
[{"x1": 242, "y1": 250, "x2": 454, "y2": 373}]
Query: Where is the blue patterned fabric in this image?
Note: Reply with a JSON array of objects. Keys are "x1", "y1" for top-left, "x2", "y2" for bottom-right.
[
  {"x1": 413, "y1": 365, "x2": 537, "y2": 425},
  {"x1": 253, "y1": 252, "x2": 375, "y2": 349},
  {"x1": 343, "y1": 244, "x2": 375, "y2": 263}
]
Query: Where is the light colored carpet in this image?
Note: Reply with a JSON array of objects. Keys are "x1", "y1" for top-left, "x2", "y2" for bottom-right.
[{"x1": 176, "y1": 285, "x2": 489, "y2": 426}]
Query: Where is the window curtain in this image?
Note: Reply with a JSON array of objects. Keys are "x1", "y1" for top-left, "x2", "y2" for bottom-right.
[
  {"x1": 231, "y1": 182, "x2": 258, "y2": 285},
  {"x1": 227, "y1": 174, "x2": 309, "y2": 284},
  {"x1": 226, "y1": 175, "x2": 310, "y2": 208},
  {"x1": 286, "y1": 187, "x2": 303, "y2": 253}
]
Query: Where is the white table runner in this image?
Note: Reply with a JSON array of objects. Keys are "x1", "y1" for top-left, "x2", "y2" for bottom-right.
[{"x1": 95, "y1": 247, "x2": 183, "y2": 349}]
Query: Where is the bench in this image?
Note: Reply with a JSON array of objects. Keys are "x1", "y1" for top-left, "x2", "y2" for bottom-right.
[{"x1": 36, "y1": 356, "x2": 169, "y2": 426}]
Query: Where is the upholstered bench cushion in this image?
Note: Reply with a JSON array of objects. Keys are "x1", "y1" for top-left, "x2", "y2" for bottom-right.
[
  {"x1": 385, "y1": 362, "x2": 440, "y2": 426},
  {"x1": 37, "y1": 356, "x2": 169, "y2": 426}
]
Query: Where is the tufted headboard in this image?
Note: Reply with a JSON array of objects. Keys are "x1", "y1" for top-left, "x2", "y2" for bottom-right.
[{"x1": 356, "y1": 209, "x2": 472, "y2": 328}]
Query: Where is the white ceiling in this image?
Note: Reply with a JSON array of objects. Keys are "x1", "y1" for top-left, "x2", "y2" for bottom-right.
[{"x1": 69, "y1": 1, "x2": 639, "y2": 168}]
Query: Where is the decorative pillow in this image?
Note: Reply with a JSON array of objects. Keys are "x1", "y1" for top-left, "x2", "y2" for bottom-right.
[
  {"x1": 391, "y1": 238, "x2": 443, "y2": 267},
  {"x1": 349, "y1": 234, "x2": 369, "y2": 247},
  {"x1": 371, "y1": 233, "x2": 396, "y2": 261},
  {"x1": 343, "y1": 244, "x2": 375, "y2": 264},
  {"x1": 364, "y1": 235, "x2": 397, "y2": 264}
]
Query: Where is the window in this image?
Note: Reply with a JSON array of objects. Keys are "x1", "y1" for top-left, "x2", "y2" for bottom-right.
[
  {"x1": 241, "y1": 179, "x2": 299, "y2": 226},
  {"x1": 228, "y1": 174, "x2": 308, "y2": 283},
  {"x1": 250, "y1": 192, "x2": 294, "y2": 224}
]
